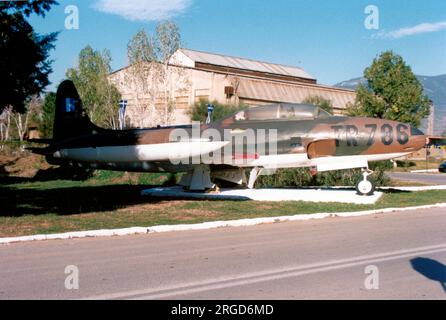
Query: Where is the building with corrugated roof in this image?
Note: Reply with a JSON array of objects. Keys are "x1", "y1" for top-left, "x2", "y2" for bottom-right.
[{"x1": 109, "y1": 48, "x2": 356, "y2": 126}]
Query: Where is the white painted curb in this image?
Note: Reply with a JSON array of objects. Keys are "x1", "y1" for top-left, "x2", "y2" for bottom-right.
[
  {"x1": 1, "y1": 203, "x2": 446, "y2": 245},
  {"x1": 410, "y1": 169, "x2": 439, "y2": 173}
]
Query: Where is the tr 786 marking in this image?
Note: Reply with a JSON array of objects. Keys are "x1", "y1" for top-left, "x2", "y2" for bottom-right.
[{"x1": 331, "y1": 124, "x2": 409, "y2": 147}]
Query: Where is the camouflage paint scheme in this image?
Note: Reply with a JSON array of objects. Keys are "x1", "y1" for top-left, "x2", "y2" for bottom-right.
[{"x1": 31, "y1": 81, "x2": 426, "y2": 189}]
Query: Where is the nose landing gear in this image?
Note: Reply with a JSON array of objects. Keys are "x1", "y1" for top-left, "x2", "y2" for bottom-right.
[{"x1": 356, "y1": 168, "x2": 375, "y2": 196}]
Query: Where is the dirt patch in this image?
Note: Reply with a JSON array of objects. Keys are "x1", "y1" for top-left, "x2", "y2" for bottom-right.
[{"x1": 0, "y1": 153, "x2": 58, "y2": 179}]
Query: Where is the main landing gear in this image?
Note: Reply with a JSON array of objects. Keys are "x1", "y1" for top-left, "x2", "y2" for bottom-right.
[{"x1": 356, "y1": 168, "x2": 375, "y2": 196}]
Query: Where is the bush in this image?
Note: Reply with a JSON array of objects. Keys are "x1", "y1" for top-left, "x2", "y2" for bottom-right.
[
  {"x1": 303, "y1": 95, "x2": 333, "y2": 114},
  {"x1": 396, "y1": 160, "x2": 416, "y2": 168},
  {"x1": 256, "y1": 161, "x2": 392, "y2": 188},
  {"x1": 188, "y1": 99, "x2": 246, "y2": 123}
]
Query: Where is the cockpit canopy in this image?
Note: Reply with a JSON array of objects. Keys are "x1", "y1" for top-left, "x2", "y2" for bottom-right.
[{"x1": 233, "y1": 103, "x2": 331, "y2": 122}]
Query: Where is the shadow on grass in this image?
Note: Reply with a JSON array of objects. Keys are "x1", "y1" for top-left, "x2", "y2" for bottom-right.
[
  {"x1": 378, "y1": 188, "x2": 412, "y2": 194},
  {"x1": 0, "y1": 164, "x2": 95, "y2": 185},
  {"x1": 0, "y1": 162, "x2": 188, "y2": 217},
  {"x1": 0, "y1": 183, "x2": 169, "y2": 217}
]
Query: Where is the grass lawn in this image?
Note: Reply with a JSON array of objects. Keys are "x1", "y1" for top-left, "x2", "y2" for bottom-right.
[{"x1": 1, "y1": 173, "x2": 445, "y2": 238}]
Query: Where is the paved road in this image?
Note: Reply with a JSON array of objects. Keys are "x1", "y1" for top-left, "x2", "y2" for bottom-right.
[
  {"x1": 387, "y1": 172, "x2": 446, "y2": 185},
  {"x1": 0, "y1": 208, "x2": 445, "y2": 300}
]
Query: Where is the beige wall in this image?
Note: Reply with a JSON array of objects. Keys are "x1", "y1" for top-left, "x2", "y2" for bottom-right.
[{"x1": 109, "y1": 64, "x2": 356, "y2": 127}]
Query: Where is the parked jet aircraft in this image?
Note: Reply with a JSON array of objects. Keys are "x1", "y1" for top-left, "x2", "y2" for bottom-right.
[{"x1": 30, "y1": 80, "x2": 426, "y2": 195}]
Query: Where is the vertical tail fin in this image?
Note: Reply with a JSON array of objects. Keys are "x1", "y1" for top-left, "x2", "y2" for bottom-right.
[{"x1": 53, "y1": 80, "x2": 98, "y2": 141}]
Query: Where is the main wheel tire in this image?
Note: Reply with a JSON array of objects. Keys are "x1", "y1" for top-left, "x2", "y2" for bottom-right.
[{"x1": 356, "y1": 179, "x2": 375, "y2": 196}]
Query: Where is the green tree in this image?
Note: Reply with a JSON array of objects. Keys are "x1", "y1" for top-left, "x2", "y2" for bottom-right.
[
  {"x1": 38, "y1": 92, "x2": 56, "y2": 138},
  {"x1": 127, "y1": 29, "x2": 156, "y2": 63},
  {"x1": 0, "y1": 0, "x2": 57, "y2": 17},
  {"x1": 303, "y1": 96, "x2": 333, "y2": 114},
  {"x1": 346, "y1": 51, "x2": 430, "y2": 127},
  {"x1": 66, "y1": 46, "x2": 121, "y2": 129},
  {"x1": 0, "y1": 1, "x2": 58, "y2": 114}
]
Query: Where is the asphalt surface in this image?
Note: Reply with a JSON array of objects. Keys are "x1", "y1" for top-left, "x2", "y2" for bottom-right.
[
  {"x1": 387, "y1": 172, "x2": 446, "y2": 185},
  {"x1": 0, "y1": 208, "x2": 445, "y2": 300}
]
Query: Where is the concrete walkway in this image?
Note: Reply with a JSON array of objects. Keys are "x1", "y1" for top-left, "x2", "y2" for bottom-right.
[{"x1": 141, "y1": 186, "x2": 383, "y2": 204}]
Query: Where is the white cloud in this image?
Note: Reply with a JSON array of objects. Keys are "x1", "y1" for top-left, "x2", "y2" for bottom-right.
[
  {"x1": 92, "y1": 0, "x2": 192, "y2": 22},
  {"x1": 375, "y1": 21, "x2": 446, "y2": 39}
]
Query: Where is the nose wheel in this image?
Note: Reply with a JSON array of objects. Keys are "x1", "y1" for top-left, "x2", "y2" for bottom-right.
[{"x1": 356, "y1": 168, "x2": 375, "y2": 196}]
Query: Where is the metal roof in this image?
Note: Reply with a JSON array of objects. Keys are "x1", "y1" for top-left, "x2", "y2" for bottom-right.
[
  {"x1": 178, "y1": 48, "x2": 316, "y2": 81},
  {"x1": 237, "y1": 78, "x2": 356, "y2": 110}
]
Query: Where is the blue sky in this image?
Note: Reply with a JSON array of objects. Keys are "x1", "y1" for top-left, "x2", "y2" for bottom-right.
[{"x1": 29, "y1": 0, "x2": 446, "y2": 91}]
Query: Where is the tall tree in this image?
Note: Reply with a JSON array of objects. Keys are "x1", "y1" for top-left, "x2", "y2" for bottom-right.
[
  {"x1": 126, "y1": 30, "x2": 159, "y2": 128},
  {"x1": 125, "y1": 21, "x2": 188, "y2": 127},
  {"x1": 0, "y1": 1, "x2": 58, "y2": 113},
  {"x1": 346, "y1": 51, "x2": 430, "y2": 127},
  {"x1": 0, "y1": 107, "x2": 12, "y2": 142},
  {"x1": 11, "y1": 95, "x2": 41, "y2": 142},
  {"x1": 38, "y1": 92, "x2": 56, "y2": 138},
  {"x1": 155, "y1": 21, "x2": 182, "y2": 124},
  {"x1": 66, "y1": 46, "x2": 121, "y2": 129}
]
